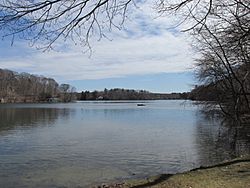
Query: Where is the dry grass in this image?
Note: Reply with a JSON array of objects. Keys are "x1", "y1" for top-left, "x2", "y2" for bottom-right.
[{"x1": 96, "y1": 157, "x2": 250, "y2": 188}]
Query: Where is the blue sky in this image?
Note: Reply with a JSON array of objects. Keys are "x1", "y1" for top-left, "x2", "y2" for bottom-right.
[
  {"x1": 66, "y1": 72, "x2": 195, "y2": 93},
  {"x1": 0, "y1": 1, "x2": 196, "y2": 93}
]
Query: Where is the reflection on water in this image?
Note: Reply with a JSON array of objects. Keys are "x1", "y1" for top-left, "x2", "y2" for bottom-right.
[
  {"x1": 194, "y1": 113, "x2": 250, "y2": 166},
  {"x1": 197, "y1": 112, "x2": 250, "y2": 157},
  {"x1": 0, "y1": 107, "x2": 73, "y2": 133},
  {"x1": 0, "y1": 101, "x2": 249, "y2": 187}
]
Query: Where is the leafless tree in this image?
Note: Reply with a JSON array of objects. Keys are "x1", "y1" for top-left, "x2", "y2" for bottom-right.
[
  {"x1": 190, "y1": 0, "x2": 250, "y2": 122},
  {"x1": 0, "y1": 68, "x2": 60, "y2": 102},
  {"x1": 0, "y1": 0, "x2": 134, "y2": 50},
  {"x1": 0, "y1": 0, "x2": 241, "y2": 48},
  {"x1": 59, "y1": 83, "x2": 76, "y2": 102},
  {"x1": 0, "y1": 0, "x2": 237, "y2": 50}
]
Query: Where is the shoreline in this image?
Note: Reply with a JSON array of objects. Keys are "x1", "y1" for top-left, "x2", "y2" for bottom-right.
[
  {"x1": 0, "y1": 99, "x2": 187, "y2": 104},
  {"x1": 94, "y1": 156, "x2": 250, "y2": 188}
]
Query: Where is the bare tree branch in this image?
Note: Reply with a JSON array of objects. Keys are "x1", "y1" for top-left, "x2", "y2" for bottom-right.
[{"x1": 0, "y1": 0, "x2": 134, "y2": 50}]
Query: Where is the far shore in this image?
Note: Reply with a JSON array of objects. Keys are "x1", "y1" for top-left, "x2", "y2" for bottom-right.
[
  {"x1": 94, "y1": 156, "x2": 250, "y2": 188},
  {"x1": 0, "y1": 99, "x2": 188, "y2": 104}
]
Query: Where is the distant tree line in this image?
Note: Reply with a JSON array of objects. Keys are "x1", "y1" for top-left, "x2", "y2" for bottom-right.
[
  {"x1": 0, "y1": 69, "x2": 76, "y2": 103},
  {"x1": 78, "y1": 88, "x2": 188, "y2": 100},
  {"x1": 1, "y1": 69, "x2": 189, "y2": 103}
]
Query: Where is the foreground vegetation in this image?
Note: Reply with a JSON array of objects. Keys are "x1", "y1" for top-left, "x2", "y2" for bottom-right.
[
  {"x1": 96, "y1": 156, "x2": 250, "y2": 188},
  {"x1": 183, "y1": 1, "x2": 250, "y2": 124}
]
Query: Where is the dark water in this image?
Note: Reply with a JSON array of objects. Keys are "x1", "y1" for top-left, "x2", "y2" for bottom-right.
[{"x1": 0, "y1": 100, "x2": 249, "y2": 187}]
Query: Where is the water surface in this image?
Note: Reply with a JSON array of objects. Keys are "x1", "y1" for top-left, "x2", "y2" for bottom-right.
[{"x1": 0, "y1": 100, "x2": 249, "y2": 187}]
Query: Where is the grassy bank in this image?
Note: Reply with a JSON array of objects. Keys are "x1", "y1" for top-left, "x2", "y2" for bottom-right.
[{"x1": 95, "y1": 156, "x2": 250, "y2": 188}]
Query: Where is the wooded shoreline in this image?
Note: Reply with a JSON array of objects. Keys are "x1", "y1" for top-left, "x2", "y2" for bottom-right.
[{"x1": 0, "y1": 69, "x2": 190, "y2": 104}]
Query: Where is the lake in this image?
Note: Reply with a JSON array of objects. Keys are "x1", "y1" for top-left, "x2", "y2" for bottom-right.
[{"x1": 0, "y1": 100, "x2": 249, "y2": 187}]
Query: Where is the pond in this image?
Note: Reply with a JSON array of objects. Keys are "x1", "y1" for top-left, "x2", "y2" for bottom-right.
[{"x1": 0, "y1": 100, "x2": 249, "y2": 187}]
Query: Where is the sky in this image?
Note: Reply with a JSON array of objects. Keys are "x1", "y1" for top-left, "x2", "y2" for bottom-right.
[{"x1": 0, "y1": 1, "x2": 197, "y2": 93}]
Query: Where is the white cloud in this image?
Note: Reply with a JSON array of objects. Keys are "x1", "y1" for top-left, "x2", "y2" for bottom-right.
[{"x1": 0, "y1": 1, "x2": 195, "y2": 81}]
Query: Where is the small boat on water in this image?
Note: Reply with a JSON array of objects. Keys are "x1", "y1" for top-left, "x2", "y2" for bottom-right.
[{"x1": 137, "y1": 103, "x2": 146, "y2": 106}]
